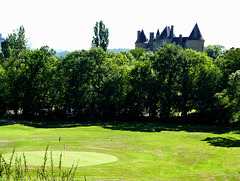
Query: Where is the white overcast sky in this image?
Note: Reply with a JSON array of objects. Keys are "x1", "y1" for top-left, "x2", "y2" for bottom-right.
[{"x1": 0, "y1": 0, "x2": 239, "y2": 51}]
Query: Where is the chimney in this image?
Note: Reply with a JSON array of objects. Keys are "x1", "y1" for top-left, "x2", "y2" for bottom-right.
[
  {"x1": 137, "y1": 31, "x2": 141, "y2": 41},
  {"x1": 179, "y1": 34, "x2": 182, "y2": 42},
  {"x1": 171, "y1": 25, "x2": 174, "y2": 37},
  {"x1": 179, "y1": 34, "x2": 182, "y2": 45}
]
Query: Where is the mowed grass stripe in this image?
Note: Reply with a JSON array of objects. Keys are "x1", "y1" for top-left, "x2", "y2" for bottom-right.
[{"x1": 1, "y1": 123, "x2": 240, "y2": 180}]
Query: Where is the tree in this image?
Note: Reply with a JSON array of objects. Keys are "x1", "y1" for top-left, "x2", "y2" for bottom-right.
[
  {"x1": 1, "y1": 26, "x2": 27, "y2": 59},
  {"x1": 60, "y1": 47, "x2": 109, "y2": 117},
  {"x1": 92, "y1": 20, "x2": 109, "y2": 51},
  {"x1": 204, "y1": 45, "x2": 225, "y2": 60},
  {"x1": 174, "y1": 50, "x2": 193, "y2": 117},
  {"x1": 127, "y1": 51, "x2": 155, "y2": 117},
  {"x1": 153, "y1": 44, "x2": 184, "y2": 119},
  {"x1": 216, "y1": 70, "x2": 240, "y2": 123},
  {"x1": 1, "y1": 46, "x2": 58, "y2": 117},
  {"x1": 215, "y1": 48, "x2": 240, "y2": 90},
  {"x1": 186, "y1": 49, "x2": 222, "y2": 117},
  {"x1": 129, "y1": 47, "x2": 146, "y2": 60},
  {"x1": 60, "y1": 49, "x2": 96, "y2": 116},
  {"x1": 20, "y1": 46, "x2": 58, "y2": 116},
  {"x1": 0, "y1": 64, "x2": 6, "y2": 115},
  {"x1": 100, "y1": 52, "x2": 131, "y2": 117},
  {"x1": 1, "y1": 55, "x2": 23, "y2": 115}
]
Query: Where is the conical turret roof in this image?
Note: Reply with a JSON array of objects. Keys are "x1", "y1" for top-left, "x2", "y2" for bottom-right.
[
  {"x1": 156, "y1": 29, "x2": 160, "y2": 36},
  {"x1": 160, "y1": 26, "x2": 171, "y2": 38},
  {"x1": 136, "y1": 29, "x2": 148, "y2": 43},
  {"x1": 188, "y1": 23, "x2": 204, "y2": 41}
]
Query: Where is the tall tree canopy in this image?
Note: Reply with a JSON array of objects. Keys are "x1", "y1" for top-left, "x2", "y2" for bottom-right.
[
  {"x1": 216, "y1": 70, "x2": 240, "y2": 123},
  {"x1": 1, "y1": 26, "x2": 239, "y2": 125},
  {"x1": 92, "y1": 20, "x2": 109, "y2": 51},
  {"x1": 204, "y1": 45, "x2": 225, "y2": 60},
  {"x1": 1, "y1": 26, "x2": 27, "y2": 59}
]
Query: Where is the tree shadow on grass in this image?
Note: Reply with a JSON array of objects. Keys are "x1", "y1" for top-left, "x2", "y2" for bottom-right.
[
  {"x1": 0, "y1": 118, "x2": 86, "y2": 128},
  {"x1": 100, "y1": 119, "x2": 232, "y2": 134},
  {"x1": 0, "y1": 116, "x2": 235, "y2": 134},
  {"x1": 202, "y1": 136, "x2": 240, "y2": 147}
]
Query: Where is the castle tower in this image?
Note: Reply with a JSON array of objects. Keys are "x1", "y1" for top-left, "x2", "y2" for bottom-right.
[
  {"x1": 186, "y1": 23, "x2": 205, "y2": 52},
  {"x1": 148, "y1": 32, "x2": 154, "y2": 51},
  {"x1": 159, "y1": 26, "x2": 171, "y2": 45},
  {"x1": 158, "y1": 25, "x2": 175, "y2": 46},
  {"x1": 135, "y1": 30, "x2": 148, "y2": 49}
]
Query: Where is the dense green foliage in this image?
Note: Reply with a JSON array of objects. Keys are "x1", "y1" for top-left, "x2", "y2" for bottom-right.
[
  {"x1": 1, "y1": 26, "x2": 27, "y2": 59},
  {"x1": 0, "y1": 27, "x2": 239, "y2": 124},
  {"x1": 204, "y1": 44, "x2": 225, "y2": 60}
]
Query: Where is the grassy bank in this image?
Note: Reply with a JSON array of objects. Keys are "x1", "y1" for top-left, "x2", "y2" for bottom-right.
[{"x1": 1, "y1": 120, "x2": 240, "y2": 180}]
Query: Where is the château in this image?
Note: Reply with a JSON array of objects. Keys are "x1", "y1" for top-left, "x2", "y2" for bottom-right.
[{"x1": 135, "y1": 23, "x2": 204, "y2": 52}]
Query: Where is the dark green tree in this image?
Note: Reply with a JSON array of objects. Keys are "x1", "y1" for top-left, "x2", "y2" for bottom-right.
[
  {"x1": 61, "y1": 47, "x2": 108, "y2": 117},
  {"x1": 186, "y1": 49, "x2": 222, "y2": 118},
  {"x1": 60, "y1": 49, "x2": 95, "y2": 116},
  {"x1": 100, "y1": 52, "x2": 131, "y2": 116},
  {"x1": 215, "y1": 48, "x2": 240, "y2": 90},
  {"x1": 204, "y1": 45, "x2": 225, "y2": 60},
  {"x1": 127, "y1": 51, "x2": 155, "y2": 117},
  {"x1": 20, "y1": 46, "x2": 58, "y2": 116},
  {"x1": 129, "y1": 47, "x2": 146, "y2": 60},
  {"x1": 1, "y1": 46, "x2": 58, "y2": 117},
  {"x1": 1, "y1": 55, "x2": 23, "y2": 115},
  {"x1": 1, "y1": 26, "x2": 27, "y2": 59},
  {"x1": 0, "y1": 64, "x2": 6, "y2": 115},
  {"x1": 153, "y1": 44, "x2": 184, "y2": 119},
  {"x1": 174, "y1": 50, "x2": 193, "y2": 117},
  {"x1": 61, "y1": 47, "x2": 132, "y2": 118},
  {"x1": 216, "y1": 70, "x2": 240, "y2": 123},
  {"x1": 92, "y1": 20, "x2": 109, "y2": 51}
]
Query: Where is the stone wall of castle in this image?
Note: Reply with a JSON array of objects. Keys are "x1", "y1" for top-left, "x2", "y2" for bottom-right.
[
  {"x1": 135, "y1": 43, "x2": 148, "y2": 49},
  {"x1": 186, "y1": 40, "x2": 204, "y2": 52}
]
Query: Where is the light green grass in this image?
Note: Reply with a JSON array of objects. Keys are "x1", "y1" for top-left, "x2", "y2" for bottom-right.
[
  {"x1": 3, "y1": 151, "x2": 118, "y2": 167},
  {"x1": 1, "y1": 123, "x2": 240, "y2": 180}
]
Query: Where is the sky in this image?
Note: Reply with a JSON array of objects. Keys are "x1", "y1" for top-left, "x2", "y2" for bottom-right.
[{"x1": 0, "y1": 0, "x2": 239, "y2": 51}]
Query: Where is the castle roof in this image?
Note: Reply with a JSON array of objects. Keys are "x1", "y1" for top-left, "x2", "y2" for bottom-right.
[
  {"x1": 171, "y1": 37, "x2": 188, "y2": 48},
  {"x1": 188, "y1": 23, "x2": 204, "y2": 41},
  {"x1": 156, "y1": 29, "x2": 160, "y2": 36},
  {"x1": 135, "y1": 23, "x2": 204, "y2": 52},
  {"x1": 136, "y1": 29, "x2": 148, "y2": 43},
  {"x1": 160, "y1": 26, "x2": 171, "y2": 39},
  {"x1": 159, "y1": 26, "x2": 175, "y2": 39}
]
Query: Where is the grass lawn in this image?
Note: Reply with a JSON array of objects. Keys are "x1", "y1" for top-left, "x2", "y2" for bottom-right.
[{"x1": 1, "y1": 119, "x2": 240, "y2": 180}]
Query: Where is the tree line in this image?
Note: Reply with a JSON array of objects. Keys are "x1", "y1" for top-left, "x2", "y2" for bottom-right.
[{"x1": 0, "y1": 26, "x2": 239, "y2": 125}]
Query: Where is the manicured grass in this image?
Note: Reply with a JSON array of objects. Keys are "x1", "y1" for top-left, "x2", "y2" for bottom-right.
[
  {"x1": 3, "y1": 151, "x2": 118, "y2": 167},
  {"x1": 1, "y1": 120, "x2": 240, "y2": 180}
]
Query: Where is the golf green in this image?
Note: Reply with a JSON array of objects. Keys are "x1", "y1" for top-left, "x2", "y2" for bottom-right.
[{"x1": 3, "y1": 151, "x2": 118, "y2": 167}]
